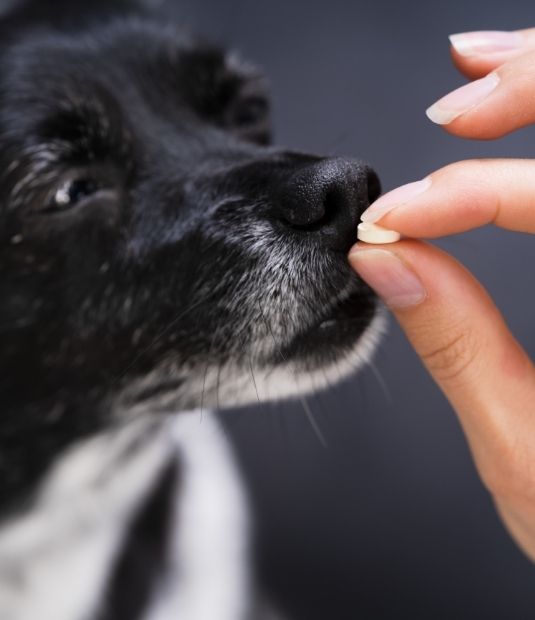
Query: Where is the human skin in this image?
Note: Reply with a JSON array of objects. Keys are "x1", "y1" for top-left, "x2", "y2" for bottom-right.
[{"x1": 348, "y1": 28, "x2": 535, "y2": 563}]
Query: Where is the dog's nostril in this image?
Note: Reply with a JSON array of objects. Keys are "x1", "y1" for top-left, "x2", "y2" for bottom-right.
[
  {"x1": 273, "y1": 157, "x2": 381, "y2": 249},
  {"x1": 275, "y1": 172, "x2": 328, "y2": 229},
  {"x1": 278, "y1": 189, "x2": 326, "y2": 229}
]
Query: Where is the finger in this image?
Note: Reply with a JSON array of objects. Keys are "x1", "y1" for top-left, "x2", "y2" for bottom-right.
[
  {"x1": 449, "y1": 29, "x2": 535, "y2": 80},
  {"x1": 348, "y1": 239, "x2": 535, "y2": 502},
  {"x1": 425, "y1": 49, "x2": 535, "y2": 138},
  {"x1": 360, "y1": 159, "x2": 535, "y2": 238}
]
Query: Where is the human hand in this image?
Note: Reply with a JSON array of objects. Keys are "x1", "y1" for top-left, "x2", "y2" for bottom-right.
[{"x1": 348, "y1": 29, "x2": 535, "y2": 562}]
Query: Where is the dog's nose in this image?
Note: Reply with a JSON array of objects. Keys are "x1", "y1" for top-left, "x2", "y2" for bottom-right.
[{"x1": 275, "y1": 158, "x2": 380, "y2": 251}]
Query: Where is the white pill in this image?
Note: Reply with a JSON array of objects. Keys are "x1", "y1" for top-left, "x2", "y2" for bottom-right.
[{"x1": 357, "y1": 221, "x2": 401, "y2": 244}]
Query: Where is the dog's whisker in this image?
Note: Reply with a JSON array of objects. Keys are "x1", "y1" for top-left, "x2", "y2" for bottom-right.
[
  {"x1": 257, "y1": 296, "x2": 331, "y2": 448},
  {"x1": 368, "y1": 359, "x2": 392, "y2": 404},
  {"x1": 215, "y1": 360, "x2": 222, "y2": 412},
  {"x1": 257, "y1": 298, "x2": 287, "y2": 363},
  {"x1": 248, "y1": 356, "x2": 260, "y2": 404},
  {"x1": 112, "y1": 290, "x2": 215, "y2": 387},
  {"x1": 200, "y1": 359, "x2": 209, "y2": 423},
  {"x1": 299, "y1": 394, "x2": 328, "y2": 449},
  {"x1": 200, "y1": 329, "x2": 220, "y2": 420}
]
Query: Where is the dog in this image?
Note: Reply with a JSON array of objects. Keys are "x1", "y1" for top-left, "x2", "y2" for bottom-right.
[{"x1": 0, "y1": 0, "x2": 384, "y2": 618}]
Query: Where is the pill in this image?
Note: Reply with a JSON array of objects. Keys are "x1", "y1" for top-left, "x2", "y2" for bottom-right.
[{"x1": 357, "y1": 221, "x2": 401, "y2": 244}]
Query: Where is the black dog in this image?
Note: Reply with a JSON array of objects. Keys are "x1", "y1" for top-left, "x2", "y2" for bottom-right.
[{"x1": 0, "y1": 1, "x2": 383, "y2": 618}]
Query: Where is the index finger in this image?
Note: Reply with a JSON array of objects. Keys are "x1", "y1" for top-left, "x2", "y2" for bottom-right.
[{"x1": 361, "y1": 159, "x2": 535, "y2": 238}]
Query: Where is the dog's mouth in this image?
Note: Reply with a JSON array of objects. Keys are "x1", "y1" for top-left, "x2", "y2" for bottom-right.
[
  {"x1": 318, "y1": 289, "x2": 374, "y2": 330},
  {"x1": 279, "y1": 281, "x2": 377, "y2": 364}
]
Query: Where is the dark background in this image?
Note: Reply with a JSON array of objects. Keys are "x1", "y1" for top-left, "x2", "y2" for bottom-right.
[{"x1": 168, "y1": 1, "x2": 535, "y2": 618}]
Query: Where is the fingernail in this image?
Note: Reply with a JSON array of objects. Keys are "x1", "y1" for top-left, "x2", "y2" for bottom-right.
[
  {"x1": 361, "y1": 177, "x2": 431, "y2": 223},
  {"x1": 349, "y1": 247, "x2": 426, "y2": 308},
  {"x1": 449, "y1": 30, "x2": 523, "y2": 57},
  {"x1": 426, "y1": 72, "x2": 500, "y2": 125}
]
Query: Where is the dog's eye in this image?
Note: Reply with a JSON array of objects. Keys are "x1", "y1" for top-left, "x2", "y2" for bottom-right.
[
  {"x1": 229, "y1": 96, "x2": 268, "y2": 128},
  {"x1": 39, "y1": 177, "x2": 103, "y2": 215},
  {"x1": 225, "y1": 93, "x2": 271, "y2": 145}
]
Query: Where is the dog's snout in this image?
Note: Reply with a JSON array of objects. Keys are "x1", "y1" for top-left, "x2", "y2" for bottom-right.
[{"x1": 274, "y1": 158, "x2": 381, "y2": 251}]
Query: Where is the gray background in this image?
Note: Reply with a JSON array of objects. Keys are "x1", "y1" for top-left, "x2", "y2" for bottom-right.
[{"x1": 168, "y1": 1, "x2": 535, "y2": 617}]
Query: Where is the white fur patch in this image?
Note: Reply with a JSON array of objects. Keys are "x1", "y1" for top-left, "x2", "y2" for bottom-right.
[
  {"x1": 0, "y1": 417, "x2": 169, "y2": 620},
  {"x1": 145, "y1": 411, "x2": 250, "y2": 620},
  {"x1": 0, "y1": 411, "x2": 250, "y2": 620}
]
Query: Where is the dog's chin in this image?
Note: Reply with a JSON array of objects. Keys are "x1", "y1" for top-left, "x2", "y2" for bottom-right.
[
  {"x1": 279, "y1": 289, "x2": 379, "y2": 367},
  {"x1": 238, "y1": 300, "x2": 386, "y2": 405},
  {"x1": 208, "y1": 303, "x2": 386, "y2": 407},
  {"x1": 116, "y1": 301, "x2": 386, "y2": 417}
]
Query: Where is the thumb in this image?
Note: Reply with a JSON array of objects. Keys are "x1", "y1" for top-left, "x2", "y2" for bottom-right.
[{"x1": 348, "y1": 239, "x2": 535, "y2": 499}]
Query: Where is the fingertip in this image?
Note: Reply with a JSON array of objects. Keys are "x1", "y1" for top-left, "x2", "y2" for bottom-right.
[{"x1": 424, "y1": 72, "x2": 513, "y2": 139}]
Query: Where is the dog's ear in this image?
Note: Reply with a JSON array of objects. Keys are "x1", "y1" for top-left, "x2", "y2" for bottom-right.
[
  {"x1": 0, "y1": 0, "x2": 144, "y2": 9},
  {"x1": 0, "y1": 0, "x2": 153, "y2": 28},
  {"x1": 0, "y1": 0, "x2": 19, "y2": 18}
]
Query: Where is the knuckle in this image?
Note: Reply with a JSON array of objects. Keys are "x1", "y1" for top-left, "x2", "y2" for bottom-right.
[
  {"x1": 437, "y1": 161, "x2": 494, "y2": 203},
  {"x1": 440, "y1": 160, "x2": 471, "y2": 180},
  {"x1": 420, "y1": 325, "x2": 479, "y2": 383},
  {"x1": 441, "y1": 159, "x2": 491, "y2": 185}
]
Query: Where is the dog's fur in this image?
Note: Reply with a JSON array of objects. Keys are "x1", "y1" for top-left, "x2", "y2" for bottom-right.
[{"x1": 0, "y1": 1, "x2": 383, "y2": 618}]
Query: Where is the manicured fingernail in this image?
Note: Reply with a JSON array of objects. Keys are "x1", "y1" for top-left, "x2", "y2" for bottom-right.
[
  {"x1": 361, "y1": 177, "x2": 431, "y2": 223},
  {"x1": 426, "y1": 72, "x2": 500, "y2": 125},
  {"x1": 349, "y1": 247, "x2": 426, "y2": 308},
  {"x1": 449, "y1": 30, "x2": 523, "y2": 57}
]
